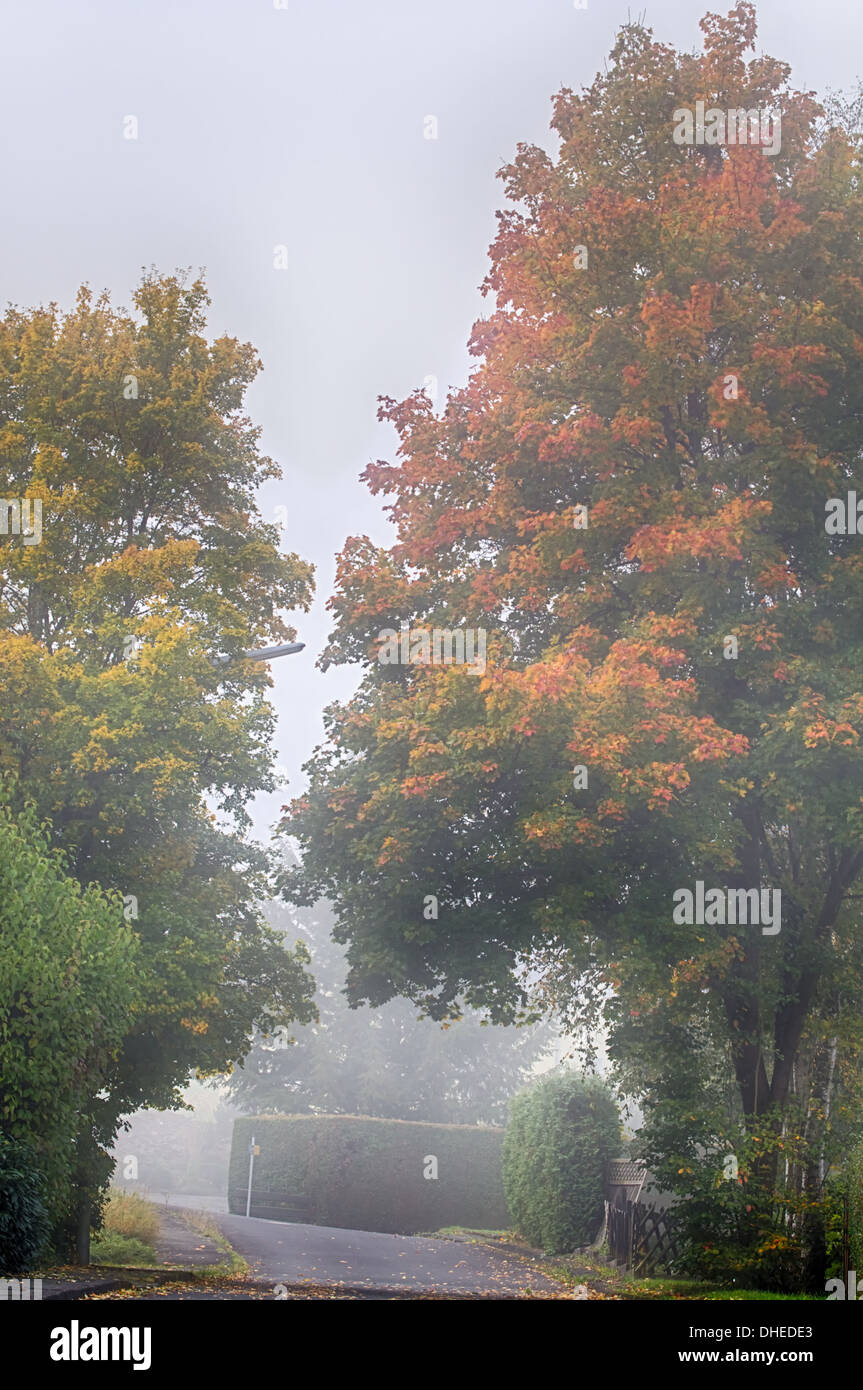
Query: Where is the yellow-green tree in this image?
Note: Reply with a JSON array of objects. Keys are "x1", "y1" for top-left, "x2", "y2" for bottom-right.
[{"x1": 0, "y1": 272, "x2": 316, "y2": 1254}]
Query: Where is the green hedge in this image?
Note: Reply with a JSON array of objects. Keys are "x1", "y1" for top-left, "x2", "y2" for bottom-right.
[
  {"x1": 0, "y1": 1134, "x2": 50, "y2": 1272},
  {"x1": 228, "y1": 1114, "x2": 510, "y2": 1234},
  {"x1": 502, "y1": 1072, "x2": 621, "y2": 1254}
]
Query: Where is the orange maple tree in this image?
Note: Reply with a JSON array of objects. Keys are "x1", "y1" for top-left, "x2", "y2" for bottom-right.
[{"x1": 284, "y1": 5, "x2": 863, "y2": 1279}]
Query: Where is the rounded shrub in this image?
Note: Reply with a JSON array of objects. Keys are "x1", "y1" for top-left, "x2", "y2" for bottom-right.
[
  {"x1": 502, "y1": 1072, "x2": 621, "y2": 1254},
  {"x1": 0, "y1": 1134, "x2": 50, "y2": 1272}
]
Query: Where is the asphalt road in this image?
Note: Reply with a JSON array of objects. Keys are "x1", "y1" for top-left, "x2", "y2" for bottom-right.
[{"x1": 211, "y1": 1212, "x2": 563, "y2": 1297}]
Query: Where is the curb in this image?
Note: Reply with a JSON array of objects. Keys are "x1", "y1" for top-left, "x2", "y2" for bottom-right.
[{"x1": 40, "y1": 1266, "x2": 216, "y2": 1300}]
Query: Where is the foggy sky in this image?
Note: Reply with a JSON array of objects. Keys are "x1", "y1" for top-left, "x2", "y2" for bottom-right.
[{"x1": 1, "y1": 0, "x2": 857, "y2": 841}]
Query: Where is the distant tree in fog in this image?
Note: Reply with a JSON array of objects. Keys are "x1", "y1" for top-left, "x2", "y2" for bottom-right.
[{"x1": 225, "y1": 902, "x2": 555, "y2": 1125}]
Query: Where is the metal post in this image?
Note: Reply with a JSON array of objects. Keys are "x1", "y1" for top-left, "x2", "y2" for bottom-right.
[{"x1": 245, "y1": 1135, "x2": 256, "y2": 1218}]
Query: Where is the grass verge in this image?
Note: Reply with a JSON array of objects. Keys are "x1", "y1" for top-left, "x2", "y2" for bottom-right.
[
  {"x1": 175, "y1": 1208, "x2": 248, "y2": 1275},
  {"x1": 90, "y1": 1233, "x2": 157, "y2": 1266},
  {"x1": 99, "y1": 1189, "x2": 160, "y2": 1243},
  {"x1": 90, "y1": 1190, "x2": 161, "y2": 1265},
  {"x1": 543, "y1": 1251, "x2": 819, "y2": 1300}
]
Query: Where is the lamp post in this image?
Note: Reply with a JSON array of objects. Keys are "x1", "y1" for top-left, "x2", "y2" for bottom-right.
[
  {"x1": 212, "y1": 641, "x2": 305, "y2": 667},
  {"x1": 245, "y1": 1136, "x2": 260, "y2": 1218}
]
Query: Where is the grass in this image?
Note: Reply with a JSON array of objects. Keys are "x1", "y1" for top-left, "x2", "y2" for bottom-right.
[
  {"x1": 546, "y1": 1252, "x2": 619, "y2": 1282},
  {"x1": 89, "y1": 1190, "x2": 161, "y2": 1267},
  {"x1": 430, "y1": 1227, "x2": 508, "y2": 1239},
  {"x1": 622, "y1": 1277, "x2": 818, "y2": 1301},
  {"x1": 99, "y1": 1189, "x2": 160, "y2": 1245},
  {"x1": 89, "y1": 1191, "x2": 246, "y2": 1276},
  {"x1": 542, "y1": 1251, "x2": 819, "y2": 1300},
  {"x1": 90, "y1": 1232, "x2": 157, "y2": 1267}
]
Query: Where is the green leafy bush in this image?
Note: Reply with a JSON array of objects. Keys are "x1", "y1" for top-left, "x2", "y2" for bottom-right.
[
  {"x1": 228, "y1": 1114, "x2": 509, "y2": 1233},
  {"x1": 502, "y1": 1072, "x2": 621, "y2": 1254},
  {"x1": 0, "y1": 1135, "x2": 50, "y2": 1272},
  {"x1": 638, "y1": 1108, "x2": 827, "y2": 1292},
  {"x1": 0, "y1": 782, "x2": 139, "y2": 1231}
]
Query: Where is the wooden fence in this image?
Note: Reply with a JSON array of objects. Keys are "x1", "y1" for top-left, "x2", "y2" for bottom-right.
[{"x1": 604, "y1": 1198, "x2": 682, "y2": 1276}]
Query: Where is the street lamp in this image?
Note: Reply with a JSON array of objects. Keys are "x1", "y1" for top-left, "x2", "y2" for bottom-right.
[{"x1": 212, "y1": 641, "x2": 305, "y2": 667}]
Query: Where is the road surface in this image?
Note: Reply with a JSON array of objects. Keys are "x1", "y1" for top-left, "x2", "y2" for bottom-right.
[{"x1": 211, "y1": 1212, "x2": 563, "y2": 1297}]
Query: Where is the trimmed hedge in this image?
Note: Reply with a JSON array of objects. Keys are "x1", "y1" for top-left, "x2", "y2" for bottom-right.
[
  {"x1": 228, "y1": 1114, "x2": 510, "y2": 1234},
  {"x1": 502, "y1": 1072, "x2": 621, "y2": 1254}
]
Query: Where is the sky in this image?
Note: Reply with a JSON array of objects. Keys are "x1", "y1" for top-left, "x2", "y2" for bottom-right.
[{"x1": 1, "y1": 0, "x2": 859, "y2": 843}]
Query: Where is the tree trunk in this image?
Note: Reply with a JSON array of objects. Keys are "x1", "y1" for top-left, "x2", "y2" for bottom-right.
[{"x1": 75, "y1": 1193, "x2": 90, "y2": 1266}]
